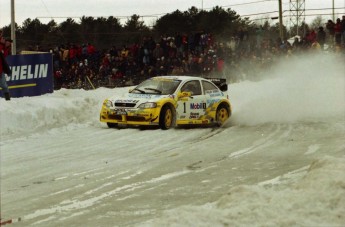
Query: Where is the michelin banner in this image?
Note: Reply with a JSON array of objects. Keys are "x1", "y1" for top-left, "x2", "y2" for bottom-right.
[{"x1": 1, "y1": 53, "x2": 53, "y2": 98}]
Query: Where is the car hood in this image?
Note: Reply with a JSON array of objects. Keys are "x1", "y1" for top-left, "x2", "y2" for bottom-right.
[{"x1": 108, "y1": 93, "x2": 172, "y2": 108}]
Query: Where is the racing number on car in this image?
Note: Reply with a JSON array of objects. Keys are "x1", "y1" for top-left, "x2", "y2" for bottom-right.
[{"x1": 177, "y1": 99, "x2": 206, "y2": 120}]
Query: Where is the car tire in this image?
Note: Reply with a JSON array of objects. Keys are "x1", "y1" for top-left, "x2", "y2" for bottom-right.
[
  {"x1": 216, "y1": 104, "x2": 229, "y2": 127},
  {"x1": 159, "y1": 105, "x2": 174, "y2": 130},
  {"x1": 107, "y1": 123, "x2": 118, "y2": 128}
]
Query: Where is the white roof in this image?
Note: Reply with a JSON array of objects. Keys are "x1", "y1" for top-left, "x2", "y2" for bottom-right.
[{"x1": 154, "y1": 75, "x2": 207, "y2": 81}]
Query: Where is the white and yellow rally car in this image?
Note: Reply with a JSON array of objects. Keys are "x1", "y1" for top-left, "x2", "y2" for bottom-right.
[{"x1": 100, "y1": 76, "x2": 231, "y2": 129}]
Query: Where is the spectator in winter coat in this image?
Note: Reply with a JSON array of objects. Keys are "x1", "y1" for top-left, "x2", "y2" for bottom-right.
[
  {"x1": 87, "y1": 43, "x2": 96, "y2": 55},
  {"x1": 81, "y1": 44, "x2": 88, "y2": 60},
  {"x1": 342, "y1": 15, "x2": 345, "y2": 45},
  {"x1": 334, "y1": 18, "x2": 342, "y2": 45},
  {"x1": 341, "y1": 15, "x2": 345, "y2": 46},
  {"x1": 69, "y1": 44, "x2": 78, "y2": 65},
  {"x1": 317, "y1": 26, "x2": 326, "y2": 49},
  {"x1": 152, "y1": 43, "x2": 164, "y2": 64},
  {"x1": 306, "y1": 29, "x2": 317, "y2": 44},
  {"x1": 120, "y1": 45, "x2": 129, "y2": 58},
  {"x1": 326, "y1": 19, "x2": 335, "y2": 44},
  {"x1": 0, "y1": 31, "x2": 11, "y2": 100},
  {"x1": 326, "y1": 20, "x2": 335, "y2": 35},
  {"x1": 61, "y1": 47, "x2": 69, "y2": 66}
]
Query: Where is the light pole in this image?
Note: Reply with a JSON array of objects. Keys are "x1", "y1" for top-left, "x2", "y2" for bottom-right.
[
  {"x1": 296, "y1": 0, "x2": 299, "y2": 35},
  {"x1": 11, "y1": 0, "x2": 16, "y2": 54},
  {"x1": 332, "y1": 0, "x2": 335, "y2": 21},
  {"x1": 278, "y1": 0, "x2": 284, "y2": 40}
]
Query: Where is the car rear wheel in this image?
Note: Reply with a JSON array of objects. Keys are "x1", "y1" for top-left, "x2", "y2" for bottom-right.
[
  {"x1": 216, "y1": 105, "x2": 229, "y2": 126},
  {"x1": 107, "y1": 123, "x2": 118, "y2": 128},
  {"x1": 159, "y1": 105, "x2": 174, "y2": 130}
]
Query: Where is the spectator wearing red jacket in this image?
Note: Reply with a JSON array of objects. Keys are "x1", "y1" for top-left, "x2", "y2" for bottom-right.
[
  {"x1": 87, "y1": 43, "x2": 96, "y2": 55},
  {"x1": 69, "y1": 44, "x2": 78, "y2": 65},
  {"x1": 87, "y1": 43, "x2": 96, "y2": 67},
  {"x1": 0, "y1": 31, "x2": 11, "y2": 100},
  {"x1": 334, "y1": 18, "x2": 342, "y2": 45},
  {"x1": 306, "y1": 29, "x2": 317, "y2": 44}
]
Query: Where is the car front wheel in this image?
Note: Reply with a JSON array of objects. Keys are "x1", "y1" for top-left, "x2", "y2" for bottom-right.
[{"x1": 159, "y1": 105, "x2": 174, "y2": 130}]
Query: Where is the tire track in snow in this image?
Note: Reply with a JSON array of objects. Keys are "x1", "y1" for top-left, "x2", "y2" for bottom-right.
[
  {"x1": 22, "y1": 169, "x2": 191, "y2": 224},
  {"x1": 228, "y1": 124, "x2": 288, "y2": 159}
]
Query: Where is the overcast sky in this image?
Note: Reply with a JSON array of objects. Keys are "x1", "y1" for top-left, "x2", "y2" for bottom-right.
[{"x1": 0, "y1": 0, "x2": 344, "y2": 27}]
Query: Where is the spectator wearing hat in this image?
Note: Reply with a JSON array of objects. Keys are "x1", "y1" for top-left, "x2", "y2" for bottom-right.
[{"x1": 0, "y1": 32, "x2": 11, "y2": 100}]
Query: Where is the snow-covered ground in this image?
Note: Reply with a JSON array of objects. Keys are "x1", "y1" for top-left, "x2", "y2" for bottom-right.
[{"x1": 1, "y1": 53, "x2": 344, "y2": 226}]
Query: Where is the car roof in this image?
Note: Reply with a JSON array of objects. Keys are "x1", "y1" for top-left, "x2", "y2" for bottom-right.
[{"x1": 153, "y1": 75, "x2": 207, "y2": 81}]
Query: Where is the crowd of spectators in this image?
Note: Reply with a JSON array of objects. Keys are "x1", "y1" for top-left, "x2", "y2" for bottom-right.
[{"x1": 50, "y1": 16, "x2": 345, "y2": 90}]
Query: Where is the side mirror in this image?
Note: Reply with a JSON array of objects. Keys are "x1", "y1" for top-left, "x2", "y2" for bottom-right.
[
  {"x1": 220, "y1": 83, "x2": 228, "y2": 92},
  {"x1": 177, "y1": 91, "x2": 192, "y2": 99}
]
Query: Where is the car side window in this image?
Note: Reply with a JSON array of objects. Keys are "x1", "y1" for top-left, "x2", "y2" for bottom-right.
[
  {"x1": 202, "y1": 81, "x2": 218, "y2": 93},
  {"x1": 181, "y1": 80, "x2": 202, "y2": 96}
]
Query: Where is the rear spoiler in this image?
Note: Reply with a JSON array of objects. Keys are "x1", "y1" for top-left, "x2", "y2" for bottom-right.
[{"x1": 205, "y1": 78, "x2": 228, "y2": 92}]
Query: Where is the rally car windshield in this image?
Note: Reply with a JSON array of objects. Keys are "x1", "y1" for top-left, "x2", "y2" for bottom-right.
[{"x1": 131, "y1": 79, "x2": 181, "y2": 95}]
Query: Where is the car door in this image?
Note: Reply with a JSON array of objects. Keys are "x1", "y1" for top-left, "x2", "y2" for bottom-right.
[{"x1": 176, "y1": 80, "x2": 206, "y2": 121}]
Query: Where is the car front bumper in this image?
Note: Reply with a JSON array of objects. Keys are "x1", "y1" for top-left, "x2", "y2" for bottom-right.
[{"x1": 100, "y1": 105, "x2": 161, "y2": 126}]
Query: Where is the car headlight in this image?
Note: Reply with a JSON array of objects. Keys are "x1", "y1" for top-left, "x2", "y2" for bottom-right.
[
  {"x1": 105, "y1": 100, "x2": 113, "y2": 108},
  {"x1": 138, "y1": 102, "x2": 157, "y2": 109}
]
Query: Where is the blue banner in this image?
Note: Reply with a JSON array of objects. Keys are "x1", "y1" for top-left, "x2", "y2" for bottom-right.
[{"x1": 1, "y1": 53, "x2": 53, "y2": 98}]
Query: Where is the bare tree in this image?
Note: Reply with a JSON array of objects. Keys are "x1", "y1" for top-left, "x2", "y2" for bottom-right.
[{"x1": 310, "y1": 16, "x2": 325, "y2": 30}]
